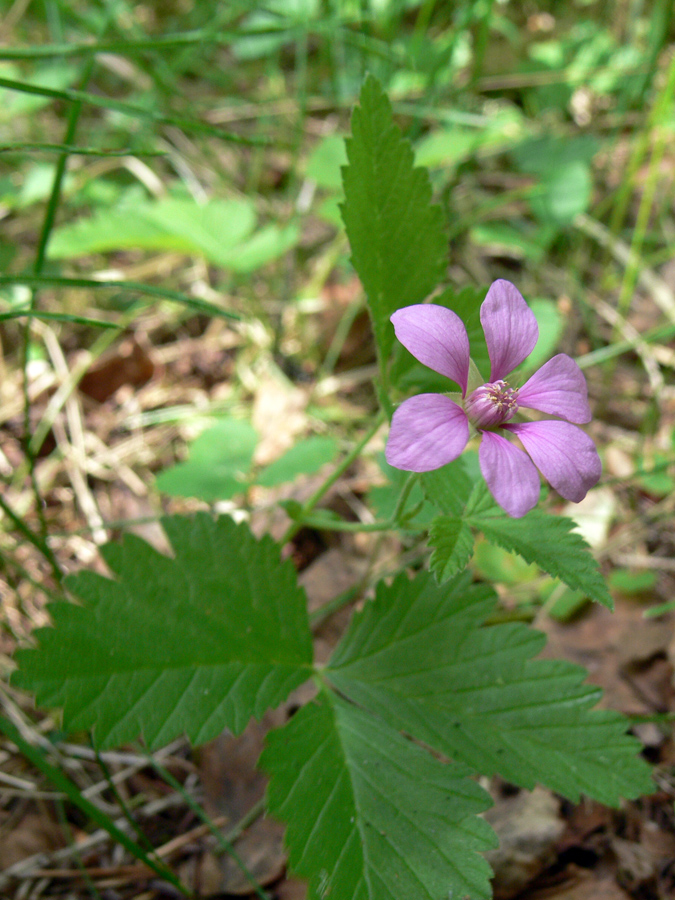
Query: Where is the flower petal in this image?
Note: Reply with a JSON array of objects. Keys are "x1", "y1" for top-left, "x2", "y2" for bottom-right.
[
  {"x1": 506, "y1": 420, "x2": 601, "y2": 502},
  {"x1": 480, "y1": 280, "x2": 538, "y2": 381},
  {"x1": 391, "y1": 305, "x2": 471, "y2": 395},
  {"x1": 479, "y1": 430, "x2": 541, "y2": 518},
  {"x1": 517, "y1": 354, "x2": 591, "y2": 424},
  {"x1": 385, "y1": 394, "x2": 469, "y2": 472}
]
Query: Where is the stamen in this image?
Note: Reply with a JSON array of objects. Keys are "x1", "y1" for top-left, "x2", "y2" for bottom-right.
[{"x1": 465, "y1": 380, "x2": 519, "y2": 430}]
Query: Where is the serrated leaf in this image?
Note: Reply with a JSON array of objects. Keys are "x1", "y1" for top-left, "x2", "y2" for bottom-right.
[
  {"x1": 327, "y1": 572, "x2": 652, "y2": 805},
  {"x1": 261, "y1": 692, "x2": 495, "y2": 900},
  {"x1": 429, "y1": 516, "x2": 474, "y2": 582},
  {"x1": 155, "y1": 418, "x2": 258, "y2": 502},
  {"x1": 420, "y1": 454, "x2": 476, "y2": 516},
  {"x1": 341, "y1": 75, "x2": 447, "y2": 365},
  {"x1": 468, "y1": 508, "x2": 613, "y2": 609},
  {"x1": 13, "y1": 514, "x2": 313, "y2": 749}
]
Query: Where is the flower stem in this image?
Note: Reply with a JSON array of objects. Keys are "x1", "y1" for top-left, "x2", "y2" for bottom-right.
[
  {"x1": 293, "y1": 515, "x2": 418, "y2": 534},
  {"x1": 391, "y1": 472, "x2": 419, "y2": 524},
  {"x1": 281, "y1": 412, "x2": 384, "y2": 545}
]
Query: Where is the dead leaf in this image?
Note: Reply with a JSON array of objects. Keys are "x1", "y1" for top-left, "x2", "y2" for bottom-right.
[
  {"x1": 540, "y1": 601, "x2": 675, "y2": 714},
  {"x1": 217, "y1": 815, "x2": 286, "y2": 895},
  {"x1": 0, "y1": 811, "x2": 65, "y2": 869},
  {"x1": 485, "y1": 786, "x2": 565, "y2": 899},
  {"x1": 79, "y1": 337, "x2": 155, "y2": 403},
  {"x1": 527, "y1": 871, "x2": 632, "y2": 899}
]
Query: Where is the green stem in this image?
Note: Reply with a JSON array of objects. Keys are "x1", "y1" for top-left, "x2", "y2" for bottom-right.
[
  {"x1": 309, "y1": 585, "x2": 360, "y2": 628},
  {"x1": 281, "y1": 412, "x2": 384, "y2": 545},
  {"x1": 146, "y1": 754, "x2": 269, "y2": 900},
  {"x1": 0, "y1": 717, "x2": 190, "y2": 896},
  {"x1": 391, "y1": 472, "x2": 419, "y2": 524},
  {"x1": 294, "y1": 515, "x2": 408, "y2": 534},
  {"x1": 0, "y1": 494, "x2": 63, "y2": 586},
  {"x1": 21, "y1": 36, "x2": 101, "y2": 555},
  {"x1": 615, "y1": 52, "x2": 675, "y2": 322}
]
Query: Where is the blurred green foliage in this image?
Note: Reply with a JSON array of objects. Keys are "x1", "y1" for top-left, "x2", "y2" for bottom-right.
[{"x1": 2, "y1": 0, "x2": 674, "y2": 616}]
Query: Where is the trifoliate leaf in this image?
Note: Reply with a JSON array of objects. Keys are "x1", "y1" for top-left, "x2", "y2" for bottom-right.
[
  {"x1": 327, "y1": 572, "x2": 652, "y2": 805},
  {"x1": 261, "y1": 692, "x2": 495, "y2": 900},
  {"x1": 429, "y1": 516, "x2": 474, "y2": 582},
  {"x1": 341, "y1": 75, "x2": 447, "y2": 365},
  {"x1": 468, "y1": 508, "x2": 613, "y2": 609},
  {"x1": 13, "y1": 514, "x2": 313, "y2": 749}
]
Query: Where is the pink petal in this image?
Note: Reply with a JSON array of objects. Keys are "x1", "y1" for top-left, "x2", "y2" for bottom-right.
[
  {"x1": 480, "y1": 280, "x2": 538, "y2": 382},
  {"x1": 391, "y1": 305, "x2": 471, "y2": 395},
  {"x1": 385, "y1": 394, "x2": 469, "y2": 472},
  {"x1": 506, "y1": 421, "x2": 601, "y2": 502},
  {"x1": 517, "y1": 354, "x2": 591, "y2": 424},
  {"x1": 479, "y1": 431, "x2": 541, "y2": 518}
]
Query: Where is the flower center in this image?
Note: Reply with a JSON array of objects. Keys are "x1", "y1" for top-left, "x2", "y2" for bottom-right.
[{"x1": 465, "y1": 380, "x2": 519, "y2": 430}]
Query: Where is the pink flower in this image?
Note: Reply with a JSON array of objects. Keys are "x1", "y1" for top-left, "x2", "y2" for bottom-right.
[{"x1": 385, "y1": 279, "x2": 601, "y2": 517}]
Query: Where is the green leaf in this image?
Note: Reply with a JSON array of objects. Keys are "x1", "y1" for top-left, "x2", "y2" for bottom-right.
[
  {"x1": 470, "y1": 222, "x2": 551, "y2": 262},
  {"x1": 256, "y1": 436, "x2": 337, "y2": 487},
  {"x1": 468, "y1": 508, "x2": 613, "y2": 609},
  {"x1": 0, "y1": 63, "x2": 78, "y2": 122},
  {"x1": 306, "y1": 134, "x2": 347, "y2": 190},
  {"x1": 215, "y1": 223, "x2": 299, "y2": 273},
  {"x1": 156, "y1": 418, "x2": 258, "y2": 502},
  {"x1": 261, "y1": 692, "x2": 495, "y2": 900},
  {"x1": 531, "y1": 160, "x2": 592, "y2": 226},
  {"x1": 12, "y1": 514, "x2": 313, "y2": 749},
  {"x1": 420, "y1": 454, "x2": 477, "y2": 516},
  {"x1": 327, "y1": 572, "x2": 652, "y2": 805},
  {"x1": 341, "y1": 75, "x2": 447, "y2": 365},
  {"x1": 609, "y1": 568, "x2": 657, "y2": 595},
  {"x1": 429, "y1": 517, "x2": 474, "y2": 582},
  {"x1": 414, "y1": 108, "x2": 524, "y2": 171},
  {"x1": 48, "y1": 196, "x2": 295, "y2": 270}
]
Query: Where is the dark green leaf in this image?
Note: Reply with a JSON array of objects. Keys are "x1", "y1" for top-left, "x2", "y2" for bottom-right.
[
  {"x1": 13, "y1": 514, "x2": 313, "y2": 749},
  {"x1": 468, "y1": 509, "x2": 613, "y2": 609},
  {"x1": 341, "y1": 75, "x2": 447, "y2": 365},
  {"x1": 261, "y1": 692, "x2": 495, "y2": 900},
  {"x1": 420, "y1": 454, "x2": 476, "y2": 517},
  {"x1": 429, "y1": 516, "x2": 474, "y2": 582},
  {"x1": 327, "y1": 572, "x2": 652, "y2": 804}
]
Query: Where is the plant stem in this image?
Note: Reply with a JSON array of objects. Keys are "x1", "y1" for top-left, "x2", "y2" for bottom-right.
[
  {"x1": 20, "y1": 38, "x2": 100, "y2": 552},
  {"x1": 281, "y1": 412, "x2": 385, "y2": 545},
  {"x1": 0, "y1": 494, "x2": 63, "y2": 586},
  {"x1": 391, "y1": 472, "x2": 419, "y2": 523},
  {"x1": 295, "y1": 515, "x2": 410, "y2": 534}
]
